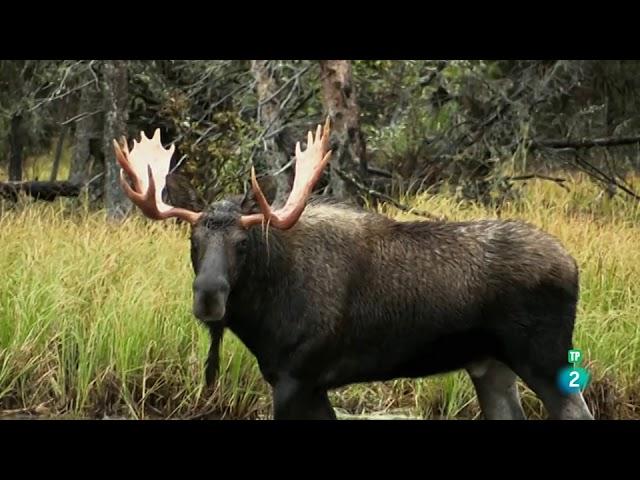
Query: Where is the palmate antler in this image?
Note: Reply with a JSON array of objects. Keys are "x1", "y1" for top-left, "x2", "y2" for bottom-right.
[
  {"x1": 114, "y1": 118, "x2": 332, "y2": 230},
  {"x1": 113, "y1": 129, "x2": 203, "y2": 224},
  {"x1": 239, "y1": 117, "x2": 332, "y2": 229}
]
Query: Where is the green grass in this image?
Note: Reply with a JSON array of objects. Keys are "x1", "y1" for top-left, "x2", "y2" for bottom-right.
[{"x1": 1, "y1": 173, "x2": 639, "y2": 419}]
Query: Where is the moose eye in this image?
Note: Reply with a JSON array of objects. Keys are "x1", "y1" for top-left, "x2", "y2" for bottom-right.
[{"x1": 237, "y1": 238, "x2": 248, "y2": 252}]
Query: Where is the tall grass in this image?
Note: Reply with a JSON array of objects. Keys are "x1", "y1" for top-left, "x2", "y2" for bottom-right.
[
  {"x1": 1, "y1": 173, "x2": 639, "y2": 419},
  {"x1": 0, "y1": 203, "x2": 264, "y2": 419}
]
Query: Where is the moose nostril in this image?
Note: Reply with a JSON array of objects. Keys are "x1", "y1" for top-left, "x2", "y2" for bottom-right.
[{"x1": 193, "y1": 291, "x2": 227, "y2": 322}]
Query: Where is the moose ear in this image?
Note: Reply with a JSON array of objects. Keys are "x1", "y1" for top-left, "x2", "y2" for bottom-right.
[
  {"x1": 164, "y1": 172, "x2": 207, "y2": 212},
  {"x1": 240, "y1": 174, "x2": 279, "y2": 214}
]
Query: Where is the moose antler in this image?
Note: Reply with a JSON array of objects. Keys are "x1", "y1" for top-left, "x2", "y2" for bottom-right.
[
  {"x1": 113, "y1": 129, "x2": 203, "y2": 225},
  {"x1": 240, "y1": 117, "x2": 332, "y2": 230}
]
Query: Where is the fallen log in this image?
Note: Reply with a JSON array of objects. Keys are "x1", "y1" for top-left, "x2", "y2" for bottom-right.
[
  {"x1": 0, "y1": 181, "x2": 81, "y2": 202},
  {"x1": 531, "y1": 135, "x2": 640, "y2": 150}
]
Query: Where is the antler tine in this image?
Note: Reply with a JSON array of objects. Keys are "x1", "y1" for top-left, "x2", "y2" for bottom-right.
[
  {"x1": 114, "y1": 138, "x2": 142, "y2": 194},
  {"x1": 239, "y1": 117, "x2": 332, "y2": 230},
  {"x1": 114, "y1": 130, "x2": 203, "y2": 225}
]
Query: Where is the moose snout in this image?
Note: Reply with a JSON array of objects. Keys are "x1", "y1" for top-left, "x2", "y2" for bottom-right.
[{"x1": 192, "y1": 277, "x2": 230, "y2": 323}]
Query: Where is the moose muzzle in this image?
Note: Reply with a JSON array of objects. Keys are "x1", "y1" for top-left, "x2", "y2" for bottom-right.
[{"x1": 192, "y1": 277, "x2": 230, "y2": 323}]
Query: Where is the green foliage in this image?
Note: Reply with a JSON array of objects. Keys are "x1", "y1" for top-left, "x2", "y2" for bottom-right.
[
  {"x1": 3, "y1": 59, "x2": 640, "y2": 205},
  {"x1": 172, "y1": 109, "x2": 259, "y2": 199},
  {"x1": 127, "y1": 61, "x2": 261, "y2": 201},
  {"x1": 0, "y1": 60, "x2": 93, "y2": 161}
]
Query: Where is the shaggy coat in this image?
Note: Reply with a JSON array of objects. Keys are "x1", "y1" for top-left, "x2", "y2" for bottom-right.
[{"x1": 185, "y1": 192, "x2": 590, "y2": 420}]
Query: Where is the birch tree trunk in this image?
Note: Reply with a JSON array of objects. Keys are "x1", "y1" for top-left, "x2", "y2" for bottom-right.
[
  {"x1": 250, "y1": 60, "x2": 291, "y2": 204},
  {"x1": 102, "y1": 60, "x2": 130, "y2": 218},
  {"x1": 70, "y1": 83, "x2": 102, "y2": 185}
]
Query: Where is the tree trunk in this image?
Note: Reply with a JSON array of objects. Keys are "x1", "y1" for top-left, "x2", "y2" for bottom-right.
[
  {"x1": 50, "y1": 127, "x2": 67, "y2": 182},
  {"x1": 318, "y1": 60, "x2": 367, "y2": 201},
  {"x1": 250, "y1": 60, "x2": 291, "y2": 205},
  {"x1": 8, "y1": 113, "x2": 25, "y2": 181},
  {"x1": 70, "y1": 84, "x2": 102, "y2": 184},
  {"x1": 102, "y1": 60, "x2": 130, "y2": 219}
]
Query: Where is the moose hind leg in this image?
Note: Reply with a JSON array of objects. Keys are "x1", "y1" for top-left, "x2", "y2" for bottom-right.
[
  {"x1": 513, "y1": 367, "x2": 594, "y2": 420},
  {"x1": 497, "y1": 281, "x2": 594, "y2": 420},
  {"x1": 502, "y1": 330, "x2": 594, "y2": 419},
  {"x1": 467, "y1": 359, "x2": 526, "y2": 420},
  {"x1": 502, "y1": 321, "x2": 594, "y2": 419}
]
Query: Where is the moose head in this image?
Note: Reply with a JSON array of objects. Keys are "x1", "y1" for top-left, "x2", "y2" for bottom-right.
[{"x1": 113, "y1": 120, "x2": 332, "y2": 324}]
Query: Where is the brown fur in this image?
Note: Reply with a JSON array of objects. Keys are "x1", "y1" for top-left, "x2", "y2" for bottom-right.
[{"x1": 275, "y1": 203, "x2": 577, "y2": 334}]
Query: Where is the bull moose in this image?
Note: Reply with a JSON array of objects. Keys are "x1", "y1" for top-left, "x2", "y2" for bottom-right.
[{"x1": 112, "y1": 118, "x2": 594, "y2": 420}]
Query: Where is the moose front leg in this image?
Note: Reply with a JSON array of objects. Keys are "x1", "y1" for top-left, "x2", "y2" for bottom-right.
[{"x1": 272, "y1": 377, "x2": 336, "y2": 420}]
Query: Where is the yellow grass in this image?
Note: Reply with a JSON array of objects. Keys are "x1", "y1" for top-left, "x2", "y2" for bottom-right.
[{"x1": 0, "y1": 172, "x2": 639, "y2": 419}]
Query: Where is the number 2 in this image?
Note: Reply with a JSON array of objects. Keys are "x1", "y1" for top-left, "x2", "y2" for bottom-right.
[{"x1": 569, "y1": 371, "x2": 580, "y2": 388}]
